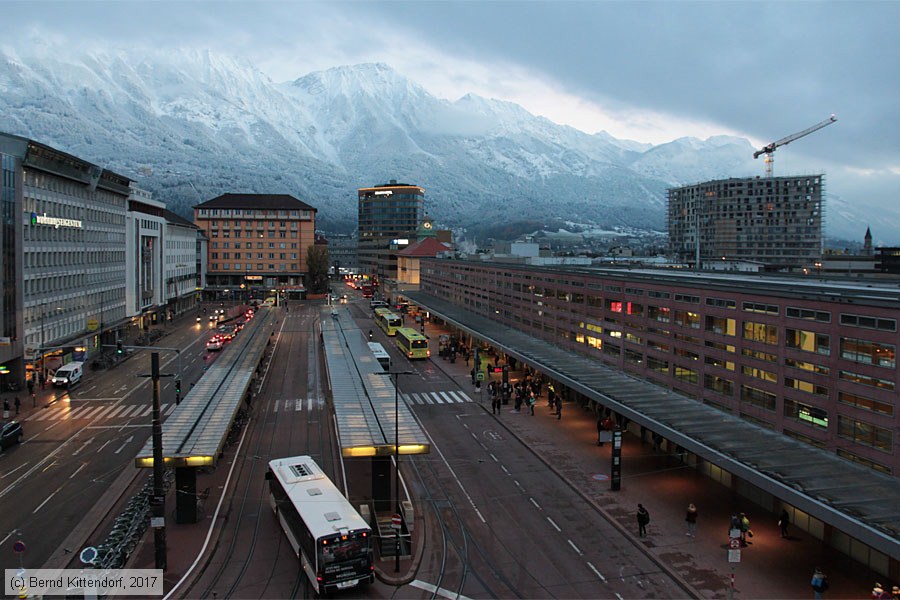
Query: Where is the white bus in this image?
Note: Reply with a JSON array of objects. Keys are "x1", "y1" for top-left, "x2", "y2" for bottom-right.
[
  {"x1": 266, "y1": 456, "x2": 374, "y2": 594},
  {"x1": 367, "y1": 342, "x2": 391, "y2": 370}
]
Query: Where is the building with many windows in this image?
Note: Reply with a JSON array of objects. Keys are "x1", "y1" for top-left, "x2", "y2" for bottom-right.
[
  {"x1": 357, "y1": 180, "x2": 425, "y2": 285},
  {"x1": 668, "y1": 175, "x2": 824, "y2": 270},
  {"x1": 418, "y1": 259, "x2": 899, "y2": 476},
  {"x1": 193, "y1": 193, "x2": 317, "y2": 299},
  {"x1": 164, "y1": 210, "x2": 201, "y2": 318},
  {"x1": 0, "y1": 132, "x2": 130, "y2": 384}
]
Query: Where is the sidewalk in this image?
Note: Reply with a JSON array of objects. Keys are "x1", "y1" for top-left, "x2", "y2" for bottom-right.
[{"x1": 421, "y1": 320, "x2": 882, "y2": 599}]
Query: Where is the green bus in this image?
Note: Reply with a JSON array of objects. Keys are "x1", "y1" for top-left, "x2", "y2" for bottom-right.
[
  {"x1": 376, "y1": 311, "x2": 403, "y2": 336},
  {"x1": 395, "y1": 327, "x2": 430, "y2": 360}
]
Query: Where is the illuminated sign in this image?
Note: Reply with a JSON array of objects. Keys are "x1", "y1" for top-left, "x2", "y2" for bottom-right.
[
  {"x1": 30, "y1": 212, "x2": 83, "y2": 229},
  {"x1": 373, "y1": 191, "x2": 393, "y2": 196},
  {"x1": 244, "y1": 275, "x2": 263, "y2": 281}
]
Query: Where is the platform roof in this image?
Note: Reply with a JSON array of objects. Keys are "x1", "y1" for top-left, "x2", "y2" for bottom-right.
[
  {"x1": 321, "y1": 306, "x2": 429, "y2": 458},
  {"x1": 135, "y1": 310, "x2": 272, "y2": 468},
  {"x1": 405, "y1": 291, "x2": 900, "y2": 561}
]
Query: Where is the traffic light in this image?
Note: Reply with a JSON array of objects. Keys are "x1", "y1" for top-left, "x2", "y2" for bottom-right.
[
  {"x1": 116, "y1": 341, "x2": 123, "y2": 355},
  {"x1": 175, "y1": 379, "x2": 182, "y2": 404}
]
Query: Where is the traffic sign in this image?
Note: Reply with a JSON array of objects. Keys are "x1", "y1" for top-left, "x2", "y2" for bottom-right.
[
  {"x1": 12, "y1": 540, "x2": 26, "y2": 554},
  {"x1": 476, "y1": 372, "x2": 485, "y2": 381},
  {"x1": 391, "y1": 514, "x2": 402, "y2": 530},
  {"x1": 728, "y1": 549, "x2": 741, "y2": 563},
  {"x1": 729, "y1": 538, "x2": 741, "y2": 549},
  {"x1": 80, "y1": 546, "x2": 98, "y2": 564}
]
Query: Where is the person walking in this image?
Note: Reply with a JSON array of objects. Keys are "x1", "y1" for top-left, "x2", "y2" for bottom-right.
[
  {"x1": 810, "y1": 568, "x2": 828, "y2": 599},
  {"x1": 685, "y1": 503, "x2": 698, "y2": 537},
  {"x1": 739, "y1": 512, "x2": 752, "y2": 546},
  {"x1": 527, "y1": 391, "x2": 536, "y2": 415},
  {"x1": 492, "y1": 392, "x2": 501, "y2": 416},
  {"x1": 779, "y1": 508, "x2": 790, "y2": 538},
  {"x1": 636, "y1": 504, "x2": 650, "y2": 537},
  {"x1": 556, "y1": 396, "x2": 562, "y2": 420}
]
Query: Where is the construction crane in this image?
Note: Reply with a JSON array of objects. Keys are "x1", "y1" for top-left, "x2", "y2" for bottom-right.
[{"x1": 753, "y1": 114, "x2": 837, "y2": 177}]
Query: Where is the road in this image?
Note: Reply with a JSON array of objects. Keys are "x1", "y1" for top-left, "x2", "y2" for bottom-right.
[{"x1": 0, "y1": 317, "x2": 219, "y2": 568}]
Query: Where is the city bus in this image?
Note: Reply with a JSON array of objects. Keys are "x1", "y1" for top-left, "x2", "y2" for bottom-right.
[
  {"x1": 367, "y1": 342, "x2": 391, "y2": 371},
  {"x1": 266, "y1": 456, "x2": 374, "y2": 594},
  {"x1": 395, "y1": 327, "x2": 430, "y2": 360},
  {"x1": 373, "y1": 306, "x2": 392, "y2": 318},
  {"x1": 376, "y1": 311, "x2": 403, "y2": 336}
]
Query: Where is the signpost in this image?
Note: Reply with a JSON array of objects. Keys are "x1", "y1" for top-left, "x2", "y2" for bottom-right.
[
  {"x1": 728, "y1": 527, "x2": 742, "y2": 599},
  {"x1": 610, "y1": 430, "x2": 623, "y2": 491}
]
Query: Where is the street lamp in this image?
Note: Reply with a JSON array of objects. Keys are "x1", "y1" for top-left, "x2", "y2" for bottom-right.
[{"x1": 375, "y1": 369, "x2": 413, "y2": 572}]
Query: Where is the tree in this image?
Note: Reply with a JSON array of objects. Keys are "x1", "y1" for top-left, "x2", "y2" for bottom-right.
[{"x1": 306, "y1": 245, "x2": 330, "y2": 294}]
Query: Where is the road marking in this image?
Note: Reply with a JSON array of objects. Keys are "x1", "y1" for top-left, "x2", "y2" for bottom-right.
[
  {"x1": 615, "y1": 594, "x2": 624, "y2": 600},
  {"x1": 500, "y1": 465, "x2": 509, "y2": 474},
  {"x1": 568, "y1": 539, "x2": 582, "y2": 555},
  {"x1": 458, "y1": 390, "x2": 473, "y2": 402},
  {"x1": 587, "y1": 562, "x2": 606, "y2": 582},
  {"x1": 106, "y1": 406, "x2": 127, "y2": 419},
  {"x1": 438, "y1": 391, "x2": 455, "y2": 403},
  {"x1": 165, "y1": 404, "x2": 176, "y2": 415},
  {"x1": 513, "y1": 480, "x2": 522, "y2": 489},
  {"x1": 433, "y1": 393, "x2": 445, "y2": 404},
  {"x1": 0, "y1": 462, "x2": 29, "y2": 479},
  {"x1": 0, "y1": 529, "x2": 17, "y2": 546},
  {"x1": 546, "y1": 517, "x2": 561, "y2": 532},
  {"x1": 69, "y1": 462, "x2": 87, "y2": 479},
  {"x1": 72, "y1": 439, "x2": 94, "y2": 456},
  {"x1": 32, "y1": 485, "x2": 62, "y2": 514},
  {"x1": 530, "y1": 497, "x2": 541, "y2": 510},
  {"x1": 42, "y1": 421, "x2": 62, "y2": 434},
  {"x1": 96, "y1": 440, "x2": 111, "y2": 453},
  {"x1": 114, "y1": 435, "x2": 134, "y2": 454},
  {"x1": 409, "y1": 580, "x2": 473, "y2": 600}
]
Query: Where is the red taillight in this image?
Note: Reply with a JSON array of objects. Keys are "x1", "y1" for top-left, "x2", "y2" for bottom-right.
[
  {"x1": 426, "y1": 350, "x2": 431, "y2": 357},
  {"x1": 316, "y1": 576, "x2": 323, "y2": 582}
]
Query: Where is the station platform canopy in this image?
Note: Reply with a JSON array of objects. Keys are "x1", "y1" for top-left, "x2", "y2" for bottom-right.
[
  {"x1": 321, "y1": 306, "x2": 430, "y2": 458},
  {"x1": 134, "y1": 309, "x2": 273, "y2": 468},
  {"x1": 405, "y1": 291, "x2": 900, "y2": 561}
]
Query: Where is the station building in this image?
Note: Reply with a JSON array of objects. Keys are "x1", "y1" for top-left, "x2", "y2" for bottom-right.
[{"x1": 410, "y1": 257, "x2": 900, "y2": 575}]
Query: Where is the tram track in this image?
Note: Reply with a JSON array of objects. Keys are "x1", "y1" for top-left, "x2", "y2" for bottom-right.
[{"x1": 179, "y1": 307, "x2": 332, "y2": 599}]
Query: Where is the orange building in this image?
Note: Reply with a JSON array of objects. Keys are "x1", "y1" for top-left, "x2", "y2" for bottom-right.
[{"x1": 193, "y1": 193, "x2": 317, "y2": 299}]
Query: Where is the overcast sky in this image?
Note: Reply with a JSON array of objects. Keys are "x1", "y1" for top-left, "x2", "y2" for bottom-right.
[{"x1": 5, "y1": 1, "x2": 900, "y2": 233}]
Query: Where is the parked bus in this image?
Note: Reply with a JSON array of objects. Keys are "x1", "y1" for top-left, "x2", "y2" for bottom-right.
[
  {"x1": 395, "y1": 327, "x2": 430, "y2": 360},
  {"x1": 367, "y1": 342, "x2": 391, "y2": 371},
  {"x1": 376, "y1": 311, "x2": 403, "y2": 336},
  {"x1": 266, "y1": 456, "x2": 374, "y2": 594}
]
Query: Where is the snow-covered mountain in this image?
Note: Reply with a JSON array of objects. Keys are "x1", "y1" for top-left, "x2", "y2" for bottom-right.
[{"x1": 0, "y1": 47, "x2": 860, "y2": 240}]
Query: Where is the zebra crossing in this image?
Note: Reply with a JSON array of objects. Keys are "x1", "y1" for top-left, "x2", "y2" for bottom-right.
[
  {"x1": 402, "y1": 390, "x2": 474, "y2": 405},
  {"x1": 24, "y1": 403, "x2": 178, "y2": 423},
  {"x1": 271, "y1": 398, "x2": 324, "y2": 412}
]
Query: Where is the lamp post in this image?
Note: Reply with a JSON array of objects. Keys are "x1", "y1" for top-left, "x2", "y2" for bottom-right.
[{"x1": 376, "y1": 369, "x2": 413, "y2": 572}]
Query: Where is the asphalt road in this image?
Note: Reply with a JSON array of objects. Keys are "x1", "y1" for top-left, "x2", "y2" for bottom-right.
[{"x1": 0, "y1": 318, "x2": 220, "y2": 569}]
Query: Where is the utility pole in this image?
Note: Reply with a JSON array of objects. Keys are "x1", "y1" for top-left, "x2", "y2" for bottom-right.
[{"x1": 150, "y1": 352, "x2": 166, "y2": 570}]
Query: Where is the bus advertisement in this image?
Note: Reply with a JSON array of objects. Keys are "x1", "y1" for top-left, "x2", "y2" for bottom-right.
[{"x1": 266, "y1": 456, "x2": 374, "y2": 594}]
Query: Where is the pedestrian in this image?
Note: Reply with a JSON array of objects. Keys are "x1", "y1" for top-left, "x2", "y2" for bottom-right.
[
  {"x1": 872, "y1": 583, "x2": 890, "y2": 599},
  {"x1": 685, "y1": 503, "x2": 698, "y2": 537},
  {"x1": 810, "y1": 568, "x2": 828, "y2": 599},
  {"x1": 597, "y1": 416, "x2": 606, "y2": 446},
  {"x1": 27, "y1": 378, "x2": 34, "y2": 395},
  {"x1": 14, "y1": 396, "x2": 20, "y2": 415},
  {"x1": 892, "y1": 585, "x2": 900, "y2": 600},
  {"x1": 779, "y1": 508, "x2": 790, "y2": 538},
  {"x1": 528, "y1": 391, "x2": 536, "y2": 415},
  {"x1": 547, "y1": 384, "x2": 556, "y2": 408},
  {"x1": 556, "y1": 397, "x2": 562, "y2": 420},
  {"x1": 636, "y1": 504, "x2": 650, "y2": 537},
  {"x1": 739, "y1": 512, "x2": 752, "y2": 546},
  {"x1": 491, "y1": 391, "x2": 501, "y2": 416}
]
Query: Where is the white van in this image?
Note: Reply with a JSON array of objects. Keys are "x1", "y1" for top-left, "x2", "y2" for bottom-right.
[{"x1": 51, "y1": 362, "x2": 84, "y2": 388}]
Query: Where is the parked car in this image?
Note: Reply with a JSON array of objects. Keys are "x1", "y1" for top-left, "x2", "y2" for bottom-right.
[{"x1": 0, "y1": 421, "x2": 23, "y2": 449}]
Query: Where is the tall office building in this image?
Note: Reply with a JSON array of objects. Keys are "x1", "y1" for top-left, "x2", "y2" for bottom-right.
[
  {"x1": 357, "y1": 180, "x2": 425, "y2": 285},
  {"x1": 193, "y1": 193, "x2": 317, "y2": 299},
  {"x1": 668, "y1": 175, "x2": 824, "y2": 270},
  {"x1": 0, "y1": 132, "x2": 130, "y2": 384}
]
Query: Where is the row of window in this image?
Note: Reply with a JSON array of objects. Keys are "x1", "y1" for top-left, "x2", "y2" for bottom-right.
[
  {"x1": 209, "y1": 263, "x2": 297, "y2": 271},
  {"x1": 211, "y1": 242, "x2": 299, "y2": 249},
  {"x1": 209, "y1": 230, "x2": 298, "y2": 239},
  {"x1": 211, "y1": 253, "x2": 298, "y2": 260},
  {"x1": 197, "y1": 209, "x2": 309, "y2": 218}
]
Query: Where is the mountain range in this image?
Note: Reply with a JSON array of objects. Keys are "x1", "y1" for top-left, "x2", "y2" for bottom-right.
[{"x1": 0, "y1": 47, "x2": 868, "y2": 243}]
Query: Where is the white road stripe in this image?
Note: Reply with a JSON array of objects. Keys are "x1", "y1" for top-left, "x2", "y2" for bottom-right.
[
  {"x1": 587, "y1": 561, "x2": 606, "y2": 582},
  {"x1": 78, "y1": 406, "x2": 104, "y2": 419},
  {"x1": 546, "y1": 517, "x2": 561, "y2": 532},
  {"x1": 91, "y1": 406, "x2": 117, "y2": 420},
  {"x1": 34, "y1": 407, "x2": 65, "y2": 421},
  {"x1": 105, "y1": 406, "x2": 127, "y2": 419},
  {"x1": 138, "y1": 405, "x2": 153, "y2": 417},
  {"x1": 530, "y1": 497, "x2": 541, "y2": 510},
  {"x1": 432, "y1": 392, "x2": 445, "y2": 404},
  {"x1": 409, "y1": 580, "x2": 473, "y2": 600},
  {"x1": 458, "y1": 390, "x2": 473, "y2": 402},
  {"x1": 165, "y1": 404, "x2": 177, "y2": 415},
  {"x1": 568, "y1": 539, "x2": 582, "y2": 555},
  {"x1": 421, "y1": 393, "x2": 434, "y2": 405},
  {"x1": 438, "y1": 391, "x2": 455, "y2": 403},
  {"x1": 69, "y1": 463, "x2": 87, "y2": 479}
]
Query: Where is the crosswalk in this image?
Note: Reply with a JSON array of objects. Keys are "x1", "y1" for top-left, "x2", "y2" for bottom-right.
[
  {"x1": 24, "y1": 403, "x2": 178, "y2": 423},
  {"x1": 271, "y1": 398, "x2": 324, "y2": 412},
  {"x1": 402, "y1": 390, "x2": 474, "y2": 405}
]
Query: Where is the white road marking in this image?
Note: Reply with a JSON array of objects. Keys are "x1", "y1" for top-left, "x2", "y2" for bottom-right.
[
  {"x1": 95, "y1": 440, "x2": 111, "y2": 453},
  {"x1": 587, "y1": 561, "x2": 606, "y2": 582},
  {"x1": 0, "y1": 529, "x2": 18, "y2": 546},
  {"x1": 69, "y1": 463, "x2": 87, "y2": 479},
  {"x1": 409, "y1": 580, "x2": 474, "y2": 600},
  {"x1": 0, "y1": 462, "x2": 29, "y2": 479},
  {"x1": 489, "y1": 453, "x2": 498, "y2": 462},
  {"x1": 530, "y1": 497, "x2": 541, "y2": 510},
  {"x1": 546, "y1": 517, "x2": 561, "y2": 532},
  {"x1": 114, "y1": 435, "x2": 134, "y2": 454},
  {"x1": 32, "y1": 486, "x2": 62, "y2": 514},
  {"x1": 72, "y1": 439, "x2": 94, "y2": 456},
  {"x1": 500, "y1": 465, "x2": 509, "y2": 474},
  {"x1": 568, "y1": 539, "x2": 582, "y2": 555}
]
